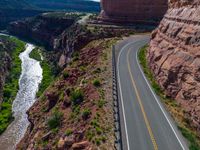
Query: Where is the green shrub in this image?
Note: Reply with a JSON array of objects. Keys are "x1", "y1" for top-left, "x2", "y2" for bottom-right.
[
  {"x1": 80, "y1": 66, "x2": 86, "y2": 72},
  {"x1": 72, "y1": 51, "x2": 79, "y2": 61},
  {"x1": 95, "y1": 138, "x2": 101, "y2": 146},
  {"x1": 93, "y1": 68, "x2": 101, "y2": 74},
  {"x1": 82, "y1": 108, "x2": 91, "y2": 119},
  {"x1": 3, "y1": 88, "x2": 12, "y2": 99},
  {"x1": 86, "y1": 130, "x2": 95, "y2": 141},
  {"x1": 70, "y1": 89, "x2": 84, "y2": 105},
  {"x1": 178, "y1": 126, "x2": 200, "y2": 150},
  {"x1": 95, "y1": 127, "x2": 102, "y2": 135},
  {"x1": 101, "y1": 136, "x2": 106, "y2": 143},
  {"x1": 65, "y1": 128, "x2": 73, "y2": 136},
  {"x1": 29, "y1": 48, "x2": 42, "y2": 61},
  {"x1": 63, "y1": 71, "x2": 69, "y2": 79},
  {"x1": 91, "y1": 119, "x2": 99, "y2": 127},
  {"x1": 47, "y1": 110, "x2": 63, "y2": 130},
  {"x1": 93, "y1": 79, "x2": 101, "y2": 87},
  {"x1": 0, "y1": 102, "x2": 13, "y2": 134},
  {"x1": 72, "y1": 105, "x2": 80, "y2": 114},
  {"x1": 97, "y1": 99, "x2": 106, "y2": 108}
]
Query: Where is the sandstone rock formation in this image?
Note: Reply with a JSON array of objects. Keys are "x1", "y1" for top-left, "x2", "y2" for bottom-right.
[
  {"x1": 148, "y1": 0, "x2": 200, "y2": 133},
  {"x1": 8, "y1": 13, "x2": 138, "y2": 69},
  {"x1": 99, "y1": 0, "x2": 168, "y2": 24}
]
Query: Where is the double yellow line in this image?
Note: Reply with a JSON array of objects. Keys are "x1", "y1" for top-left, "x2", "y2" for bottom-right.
[{"x1": 127, "y1": 49, "x2": 158, "y2": 150}]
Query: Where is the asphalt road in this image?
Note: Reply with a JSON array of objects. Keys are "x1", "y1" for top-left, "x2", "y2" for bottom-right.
[{"x1": 115, "y1": 35, "x2": 189, "y2": 150}]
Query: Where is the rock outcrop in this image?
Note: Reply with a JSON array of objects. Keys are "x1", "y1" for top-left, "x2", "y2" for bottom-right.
[
  {"x1": 99, "y1": 0, "x2": 168, "y2": 24},
  {"x1": 8, "y1": 13, "x2": 75, "y2": 50},
  {"x1": 148, "y1": 0, "x2": 200, "y2": 133},
  {"x1": 8, "y1": 13, "x2": 137, "y2": 68}
]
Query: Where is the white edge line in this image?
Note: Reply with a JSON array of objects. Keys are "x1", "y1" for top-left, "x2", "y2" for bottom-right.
[
  {"x1": 117, "y1": 45, "x2": 131, "y2": 150},
  {"x1": 135, "y1": 44, "x2": 187, "y2": 150},
  {"x1": 117, "y1": 38, "x2": 144, "y2": 150}
]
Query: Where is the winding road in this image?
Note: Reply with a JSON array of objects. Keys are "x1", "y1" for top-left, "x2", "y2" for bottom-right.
[{"x1": 115, "y1": 35, "x2": 189, "y2": 150}]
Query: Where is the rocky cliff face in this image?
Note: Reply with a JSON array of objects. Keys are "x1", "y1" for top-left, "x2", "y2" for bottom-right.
[
  {"x1": 8, "y1": 13, "x2": 75, "y2": 50},
  {"x1": 148, "y1": 0, "x2": 200, "y2": 133},
  {"x1": 9, "y1": 13, "x2": 135, "y2": 68},
  {"x1": 99, "y1": 0, "x2": 168, "y2": 24}
]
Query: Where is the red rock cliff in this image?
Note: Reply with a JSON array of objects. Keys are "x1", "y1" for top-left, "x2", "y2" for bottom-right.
[
  {"x1": 148, "y1": 0, "x2": 200, "y2": 133},
  {"x1": 99, "y1": 0, "x2": 168, "y2": 24}
]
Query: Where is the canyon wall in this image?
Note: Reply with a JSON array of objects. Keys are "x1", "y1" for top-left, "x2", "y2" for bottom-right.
[
  {"x1": 8, "y1": 13, "x2": 75, "y2": 50},
  {"x1": 99, "y1": 0, "x2": 168, "y2": 24},
  {"x1": 148, "y1": 0, "x2": 200, "y2": 133}
]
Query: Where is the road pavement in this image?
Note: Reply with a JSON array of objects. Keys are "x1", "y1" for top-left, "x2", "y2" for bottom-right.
[{"x1": 115, "y1": 35, "x2": 189, "y2": 150}]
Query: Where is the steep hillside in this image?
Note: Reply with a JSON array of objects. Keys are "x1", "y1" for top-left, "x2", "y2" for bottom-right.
[
  {"x1": 17, "y1": 37, "x2": 117, "y2": 149},
  {"x1": 27, "y1": 0, "x2": 100, "y2": 12},
  {"x1": 0, "y1": 0, "x2": 42, "y2": 30},
  {"x1": 0, "y1": 0, "x2": 33, "y2": 9},
  {"x1": 8, "y1": 12, "x2": 78, "y2": 49},
  {"x1": 0, "y1": 0, "x2": 100, "y2": 30},
  {"x1": 148, "y1": 0, "x2": 200, "y2": 137}
]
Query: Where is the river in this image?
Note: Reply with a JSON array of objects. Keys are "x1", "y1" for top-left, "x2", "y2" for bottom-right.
[{"x1": 0, "y1": 43, "x2": 43, "y2": 150}]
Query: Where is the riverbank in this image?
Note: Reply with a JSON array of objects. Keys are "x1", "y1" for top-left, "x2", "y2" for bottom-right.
[
  {"x1": 17, "y1": 38, "x2": 119, "y2": 149},
  {"x1": 0, "y1": 43, "x2": 43, "y2": 150},
  {"x1": 0, "y1": 35, "x2": 25, "y2": 134},
  {"x1": 29, "y1": 47, "x2": 55, "y2": 97}
]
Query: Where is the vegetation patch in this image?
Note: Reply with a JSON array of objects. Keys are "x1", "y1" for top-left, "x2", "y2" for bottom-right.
[
  {"x1": 29, "y1": 47, "x2": 55, "y2": 97},
  {"x1": 65, "y1": 128, "x2": 73, "y2": 136},
  {"x1": 0, "y1": 36, "x2": 25, "y2": 134},
  {"x1": 17, "y1": 38, "x2": 120, "y2": 149},
  {"x1": 97, "y1": 99, "x2": 106, "y2": 108},
  {"x1": 70, "y1": 88, "x2": 84, "y2": 105},
  {"x1": 138, "y1": 45, "x2": 200, "y2": 150},
  {"x1": 47, "y1": 109, "x2": 63, "y2": 130},
  {"x1": 82, "y1": 108, "x2": 91, "y2": 120},
  {"x1": 63, "y1": 70, "x2": 69, "y2": 79},
  {"x1": 93, "y1": 79, "x2": 101, "y2": 87},
  {"x1": 29, "y1": 48, "x2": 42, "y2": 61}
]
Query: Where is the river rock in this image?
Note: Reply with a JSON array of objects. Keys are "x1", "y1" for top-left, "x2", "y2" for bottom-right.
[
  {"x1": 71, "y1": 141, "x2": 90, "y2": 150},
  {"x1": 46, "y1": 91, "x2": 59, "y2": 111},
  {"x1": 57, "y1": 135, "x2": 75, "y2": 149},
  {"x1": 148, "y1": 0, "x2": 200, "y2": 133}
]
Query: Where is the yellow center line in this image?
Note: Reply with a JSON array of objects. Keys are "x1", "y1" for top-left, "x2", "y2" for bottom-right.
[{"x1": 127, "y1": 48, "x2": 158, "y2": 150}]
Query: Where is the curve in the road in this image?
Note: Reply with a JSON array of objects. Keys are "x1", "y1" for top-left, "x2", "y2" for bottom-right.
[
  {"x1": 116, "y1": 36, "x2": 188, "y2": 150},
  {"x1": 127, "y1": 49, "x2": 158, "y2": 150}
]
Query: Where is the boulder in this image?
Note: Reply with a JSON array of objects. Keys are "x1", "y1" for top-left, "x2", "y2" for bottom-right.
[
  {"x1": 57, "y1": 136, "x2": 75, "y2": 149},
  {"x1": 72, "y1": 141, "x2": 89, "y2": 150}
]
